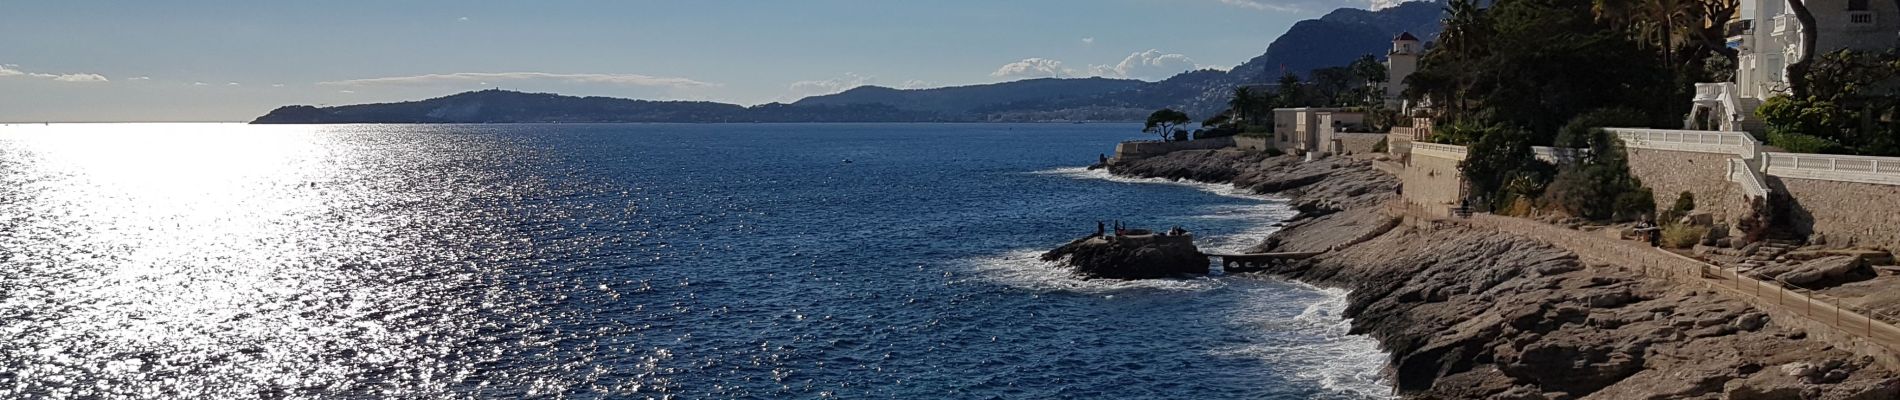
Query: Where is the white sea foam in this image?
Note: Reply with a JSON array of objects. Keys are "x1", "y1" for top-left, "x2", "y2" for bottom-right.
[
  {"x1": 1030, "y1": 166, "x2": 1282, "y2": 201},
  {"x1": 959, "y1": 249, "x2": 1228, "y2": 293},
  {"x1": 1205, "y1": 280, "x2": 1393, "y2": 399},
  {"x1": 1018, "y1": 165, "x2": 1394, "y2": 398}
]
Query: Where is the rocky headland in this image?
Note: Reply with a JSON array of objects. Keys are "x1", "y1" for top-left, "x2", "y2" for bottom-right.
[
  {"x1": 1110, "y1": 149, "x2": 1900, "y2": 399},
  {"x1": 1041, "y1": 232, "x2": 1209, "y2": 280}
]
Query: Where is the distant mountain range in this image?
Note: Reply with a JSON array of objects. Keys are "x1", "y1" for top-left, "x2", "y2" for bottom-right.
[{"x1": 254, "y1": 1, "x2": 1445, "y2": 124}]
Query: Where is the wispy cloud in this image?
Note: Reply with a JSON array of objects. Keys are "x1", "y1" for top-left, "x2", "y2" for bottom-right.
[
  {"x1": 1082, "y1": 37, "x2": 1095, "y2": 45},
  {"x1": 320, "y1": 72, "x2": 717, "y2": 88},
  {"x1": 1219, "y1": 0, "x2": 1419, "y2": 12},
  {"x1": 0, "y1": 64, "x2": 109, "y2": 83},
  {"x1": 787, "y1": 72, "x2": 877, "y2": 98},
  {"x1": 128, "y1": 76, "x2": 151, "y2": 81}
]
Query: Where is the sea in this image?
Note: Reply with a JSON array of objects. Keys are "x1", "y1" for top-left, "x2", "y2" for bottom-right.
[{"x1": 0, "y1": 123, "x2": 1391, "y2": 399}]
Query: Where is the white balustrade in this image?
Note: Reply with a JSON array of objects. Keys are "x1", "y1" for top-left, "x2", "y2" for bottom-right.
[
  {"x1": 1763, "y1": 152, "x2": 1900, "y2": 186},
  {"x1": 1604, "y1": 128, "x2": 1759, "y2": 158}
]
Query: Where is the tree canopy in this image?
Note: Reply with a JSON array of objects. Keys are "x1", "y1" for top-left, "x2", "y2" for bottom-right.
[{"x1": 1143, "y1": 108, "x2": 1193, "y2": 141}]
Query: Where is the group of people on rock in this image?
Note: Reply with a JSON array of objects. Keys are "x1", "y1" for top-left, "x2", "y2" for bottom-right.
[{"x1": 1091, "y1": 220, "x2": 1189, "y2": 238}]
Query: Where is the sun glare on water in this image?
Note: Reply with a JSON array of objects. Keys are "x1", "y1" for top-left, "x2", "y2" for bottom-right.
[{"x1": 0, "y1": 123, "x2": 531, "y2": 398}]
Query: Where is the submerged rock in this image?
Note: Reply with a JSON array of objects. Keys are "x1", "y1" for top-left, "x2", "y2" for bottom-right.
[{"x1": 1041, "y1": 231, "x2": 1208, "y2": 279}]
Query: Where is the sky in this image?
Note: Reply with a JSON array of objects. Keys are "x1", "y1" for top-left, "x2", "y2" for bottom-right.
[{"x1": 2, "y1": 0, "x2": 1412, "y2": 122}]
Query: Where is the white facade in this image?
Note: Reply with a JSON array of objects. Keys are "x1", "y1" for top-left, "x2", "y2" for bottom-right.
[
  {"x1": 1695, "y1": 0, "x2": 1898, "y2": 132},
  {"x1": 1735, "y1": 0, "x2": 1897, "y2": 100},
  {"x1": 1384, "y1": 32, "x2": 1421, "y2": 112}
]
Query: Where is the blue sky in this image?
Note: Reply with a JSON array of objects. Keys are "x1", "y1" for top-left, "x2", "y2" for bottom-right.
[{"x1": 2, "y1": 0, "x2": 1402, "y2": 122}]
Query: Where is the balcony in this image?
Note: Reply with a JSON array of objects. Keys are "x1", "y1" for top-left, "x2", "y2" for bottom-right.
[
  {"x1": 1772, "y1": 15, "x2": 1797, "y2": 36},
  {"x1": 1694, "y1": 82, "x2": 1734, "y2": 102}
]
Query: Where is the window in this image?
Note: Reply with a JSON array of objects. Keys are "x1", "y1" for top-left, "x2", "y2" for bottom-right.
[{"x1": 1848, "y1": 0, "x2": 1868, "y2": 11}]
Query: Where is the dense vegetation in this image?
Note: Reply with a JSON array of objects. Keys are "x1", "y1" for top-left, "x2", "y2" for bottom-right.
[
  {"x1": 1390, "y1": 0, "x2": 1755, "y2": 220},
  {"x1": 1756, "y1": 50, "x2": 1900, "y2": 155}
]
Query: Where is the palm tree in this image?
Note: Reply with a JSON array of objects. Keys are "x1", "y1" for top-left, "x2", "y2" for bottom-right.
[
  {"x1": 1438, "y1": 0, "x2": 1489, "y2": 117},
  {"x1": 1594, "y1": 0, "x2": 1699, "y2": 67},
  {"x1": 1229, "y1": 87, "x2": 1256, "y2": 126}
]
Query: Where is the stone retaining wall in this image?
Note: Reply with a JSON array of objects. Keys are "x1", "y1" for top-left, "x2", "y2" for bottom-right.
[
  {"x1": 1235, "y1": 136, "x2": 1270, "y2": 151},
  {"x1": 1626, "y1": 147, "x2": 1741, "y2": 222},
  {"x1": 1774, "y1": 177, "x2": 1900, "y2": 251},
  {"x1": 1334, "y1": 133, "x2": 1385, "y2": 156},
  {"x1": 1113, "y1": 137, "x2": 1235, "y2": 161},
  {"x1": 1402, "y1": 145, "x2": 1465, "y2": 218}
]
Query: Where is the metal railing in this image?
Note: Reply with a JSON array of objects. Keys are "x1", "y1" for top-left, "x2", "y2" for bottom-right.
[
  {"x1": 1604, "y1": 128, "x2": 1759, "y2": 158},
  {"x1": 1729, "y1": 158, "x2": 1771, "y2": 199},
  {"x1": 1762, "y1": 152, "x2": 1900, "y2": 186}
]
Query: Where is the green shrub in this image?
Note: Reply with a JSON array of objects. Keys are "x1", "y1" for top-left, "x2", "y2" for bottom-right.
[
  {"x1": 1555, "y1": 108, "x2": 1649, "y2": 148},
  {"x1": 1766, "y1": 129, "x2": 1844, "y2": 154},
  {"x1": 1459, "y1": 123, "x2": 1554, "y2": 211},
  {"x1": 1372, "y1": 137, "x2": 1389, "y2": 153},
  {"x1": 1659, "y1": 191, "x2": 1695, "y2": 223},
  {"x1": 1660, "y1": 223, "x2": 1710, "y2": 249},
  {"x1": 1612, "y1": 187, "x2": 1656, "y2": 222}
]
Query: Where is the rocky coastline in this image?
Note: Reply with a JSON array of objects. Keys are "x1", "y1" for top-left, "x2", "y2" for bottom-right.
[{"x1": 1109, "y1": 149, "x2": 1900, "y2": 399}]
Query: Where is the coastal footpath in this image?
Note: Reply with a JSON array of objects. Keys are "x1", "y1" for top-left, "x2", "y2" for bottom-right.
[{"x1": 1108, "y1": 149, "x2": 1900, "y2": 399}]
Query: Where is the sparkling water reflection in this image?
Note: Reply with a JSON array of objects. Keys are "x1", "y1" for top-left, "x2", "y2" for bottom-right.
[{"x1": 0, "y1": 123, "x2": 1390, "y2": 399}]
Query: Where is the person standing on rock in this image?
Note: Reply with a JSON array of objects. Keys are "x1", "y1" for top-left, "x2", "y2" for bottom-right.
[{"x1": 1095, "y1": 221, "x2": 1105, "y2": 237}]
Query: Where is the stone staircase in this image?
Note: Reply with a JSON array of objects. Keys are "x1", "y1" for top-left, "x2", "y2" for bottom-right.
[
  {"x1": 1737, "y1": 238, "x2": 1803, "y2": 270},
  {"x1": 1731, "y1": 97, "x2": 1766, "y2": 134}
]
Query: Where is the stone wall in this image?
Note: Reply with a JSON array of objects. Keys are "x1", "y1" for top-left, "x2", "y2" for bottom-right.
[
  {"x1": 1235, "y1": 135, "x2": 1270, "y2": 151},
  {"x1": 1402, "y1": 145, "x2": 1466, "y2": 218},
  {"x1": 1113, "y1": 137, "x2": 1235, "y2": 162},
  {"x1": 1774, "y1": 177, "x2": 1900, "y2": 252},
  {"x1": 1625, "y1": 147, "x2": 1740, "y2": 222},
  {"x1": 1333, "y1": 133, "x2": 1385, "y2": 156}
]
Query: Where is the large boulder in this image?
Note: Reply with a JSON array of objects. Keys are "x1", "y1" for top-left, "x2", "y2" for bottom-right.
[
  {"x1": 1776, "y1": 256, "x2": 1876, "y2": 289},
  {"x1": 1041, "y1": 233, "x2": 1209, "y2": 279}
]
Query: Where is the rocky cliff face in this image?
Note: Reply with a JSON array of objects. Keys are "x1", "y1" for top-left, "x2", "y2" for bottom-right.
[{"x1": 1112, "y1": 149, "x2": 1900, "y2": 399}]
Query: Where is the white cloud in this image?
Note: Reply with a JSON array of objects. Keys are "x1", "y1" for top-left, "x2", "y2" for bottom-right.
[
  {"x1": 53, "y1": 74, "x2": 108, "y2": 82},
  {"x1": 458, "y1": 16, "x2": 470, "y2": 21},
  {"x1": 1082, "y1": 37, "x2": 1095, "y2": 45},
  {"x1": 227, "y1": 82, "x2": 241, "y2": 86},
  {"x1": 192, "y1": 82, "x2": 208, "y2": 86},
  {"x1": 0, "y1": 64, "x2": 109, "y2": 83},
  {"x1": 271, "y1": 83, "x2": 285, "y2": 87},
  {"x1": 129, "y1": 76, "x2": 151, "y2": 81},
  {"x1": 990, "y1": 58, "x2": 1077, "y2": 79},
  {"x1": 338, "y1": 90, "x2": 356, "y2": 94},
  {"x1": 320, "y1": 72, "x2": 717, "y2": 89},
  {"x1": 1219, "y1": 0, "x2": 1416, "y2": 12},
  {"x1": 1089, "y1": 50, "x2": 1199, "y2": 80},
  {"x1": 899, "y1": 79, "x2": 931, "y2": 89}
]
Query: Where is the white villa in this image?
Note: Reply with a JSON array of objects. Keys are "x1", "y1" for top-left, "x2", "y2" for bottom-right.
[{"x1": 1692, "y1": 0, "x2": 1899, "y2": 132}]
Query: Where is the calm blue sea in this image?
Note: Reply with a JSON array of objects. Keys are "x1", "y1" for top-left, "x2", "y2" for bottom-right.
[{"x1": 0, "y1": 123, "x2": 1389, "y2": 399}]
